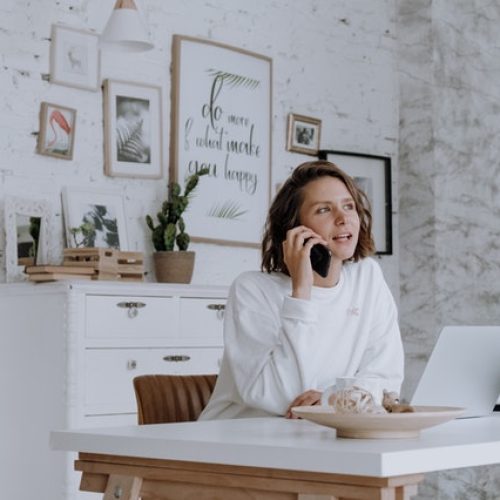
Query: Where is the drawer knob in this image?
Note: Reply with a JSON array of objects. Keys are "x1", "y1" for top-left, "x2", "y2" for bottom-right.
[
  {"x1": 163, "y1": 355, "x2": 191, "y2": 362},
  {"x1": 207, "y1": 303, "x2": 225, "y2": 311},
  {"x1": 117, "y1": 301, "x2": 146, "y2": 319},
  {"x1": 127, "y1": 360, "x2": 137, "y2": 370},
  {"x1": 207, "y1": 303, "x2": 225, "y2": 320}
]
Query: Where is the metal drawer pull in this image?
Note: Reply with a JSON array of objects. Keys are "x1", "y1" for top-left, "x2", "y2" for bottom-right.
[
  {"x1": 207, "y1": 303, "x2": 225, "y2": 320},
  {"x1": 207, "y1": 304, "x2": 225, "y2": 311},
  {"x1": 127, "y1": 360, "x2": 137, "y2": 370},
  {"x1": 117, "y1": 301, "x2": 146, "y2": 319},
  {"x1": 163, "y1": 355, "x2": 191, "y2": 362}
]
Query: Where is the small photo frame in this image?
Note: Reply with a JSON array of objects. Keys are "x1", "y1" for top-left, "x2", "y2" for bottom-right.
[
  {"x1": 318, "y1": 150, "x2": 393, "y2": 255},
  {"x1": 287, "y1": 113, "x2": 322, "y2": 155},
  {"x1": 103, "y1": 79, "x2": 163, "y2": 179},
  {"x1": 50, "y1": 24, "x2": 100, "y2": 91},
  {"x1": 4, "y1": 196, "x2": 51, "y2": 282},
  {"x1": 62, "y1": 187, "x2": 129, "y2": 250},
  {"x1": 37, "y1": 102, "x2": 76, "y2": 160}
]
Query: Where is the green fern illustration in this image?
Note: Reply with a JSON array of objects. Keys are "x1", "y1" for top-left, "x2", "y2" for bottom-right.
[
  {"x1": 207, "y1": 200, "x2": 248, "y2": 220},
  {"x1": 206, "y1": 69, "x2": 260, "y2": 90},
  {"x1": 116, "y1": 118, "x2": 150, "y2": 163}
]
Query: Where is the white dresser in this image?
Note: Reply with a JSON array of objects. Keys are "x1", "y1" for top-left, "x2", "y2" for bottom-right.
[{"x1": 0, "y1": 281, "x2": 228, "y2": 500}]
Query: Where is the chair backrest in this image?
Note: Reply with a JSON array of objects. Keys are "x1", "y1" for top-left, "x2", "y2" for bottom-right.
[{"x1": 133, "y1": 374, "x2": 217, "y2": 425}]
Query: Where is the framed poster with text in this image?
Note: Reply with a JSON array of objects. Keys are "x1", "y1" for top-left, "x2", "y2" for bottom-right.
[{"x1": 171, "y1": 35, "x2": 272, "y2": 247}]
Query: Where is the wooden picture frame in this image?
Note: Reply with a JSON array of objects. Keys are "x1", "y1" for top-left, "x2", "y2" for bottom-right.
[
  {"x1": 50, "y1": 24, "x2": 100, "y2": 91},
  {"x1": 4, "y1": 196, "x2": 51, "y2": 282},
  {"x1": 103, "y1": 79, "x2": 163, "y2": 179},
  {"x1": 62, "y1": 187, "x2": 129, "y2": 251},
  {"x1": 171, "y1": 34, "x2": 272, "y2": 247},
  {"x1": 37, "y1": 102, "x2": 76, "y2": 160},
  {"x1": 318, "y1": 150, "x2": 393, "y2": 255},
  {"x1": 287, "y1": 113, "x2": 321, "y2": 155}
]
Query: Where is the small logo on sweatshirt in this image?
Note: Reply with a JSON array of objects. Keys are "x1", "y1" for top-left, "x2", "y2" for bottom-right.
[{"x1": 347, "y1": 307, "x2": 360, "y2": 316}]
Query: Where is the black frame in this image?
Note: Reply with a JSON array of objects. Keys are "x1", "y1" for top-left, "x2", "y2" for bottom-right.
[{"x1": 318, "y1": 149, "x2": 393, "y2": 255}]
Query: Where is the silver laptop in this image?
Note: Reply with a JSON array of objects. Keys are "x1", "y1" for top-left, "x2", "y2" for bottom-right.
[{"x1": 411, "y1": 326, "x2": 500, "y2": 418}]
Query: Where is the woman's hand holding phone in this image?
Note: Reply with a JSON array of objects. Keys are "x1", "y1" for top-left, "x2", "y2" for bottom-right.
[{"x1": 282, "y1": 226, "x2": 328, "y2": 300}]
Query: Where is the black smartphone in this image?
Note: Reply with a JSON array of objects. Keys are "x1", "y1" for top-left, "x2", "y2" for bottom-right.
[{"x1": 309, "y1": 243, "x2": 332, "y2": 278}]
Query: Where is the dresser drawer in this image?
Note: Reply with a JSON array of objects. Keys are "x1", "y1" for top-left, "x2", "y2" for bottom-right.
[
  {"x1": 84, "y1": 347, "x2": 223, "y2": 415},
  {"x1": 85, "y1": 295, "x2": 178, "y2": 339},
  {"x1": 179, "y1": 297, "x2": 226, "y2": 341}
]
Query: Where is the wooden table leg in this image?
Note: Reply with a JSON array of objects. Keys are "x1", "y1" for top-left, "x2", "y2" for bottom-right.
[
  {"x1": 103, "y1": 474, "x2": 142, "y2": 500},
  {"x1": 77, "y1": 454, "x2": 423, "y2": 500},
  {"x1": 395, "y1": 484, "x2": 419, "y2": 500}
]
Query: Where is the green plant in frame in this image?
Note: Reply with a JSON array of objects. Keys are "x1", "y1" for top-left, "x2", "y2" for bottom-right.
[
  {"x1": 70, "y1": 205, "x2": 119, "y2": 249},
  {"x1": 116, "y1": 96, "x2": 150, "y2": 163}
]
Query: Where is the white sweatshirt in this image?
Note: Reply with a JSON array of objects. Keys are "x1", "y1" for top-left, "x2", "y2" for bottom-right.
[{"x1": 199, "y1": 257, "x2": 404, "y2": 419}]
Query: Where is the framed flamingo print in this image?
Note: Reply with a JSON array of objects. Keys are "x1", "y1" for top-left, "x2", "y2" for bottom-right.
[
  {"x1": 37, "y1": 101, "x2": 77, "y2": 160},
  {"x1": 103, "y1": 79, "x2": 163, "y2": 179}
]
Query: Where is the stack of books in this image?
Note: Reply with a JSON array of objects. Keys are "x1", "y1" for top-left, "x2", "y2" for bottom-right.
[{"x1": 25, "y1": 265, "x2": 95, "y2": 282}]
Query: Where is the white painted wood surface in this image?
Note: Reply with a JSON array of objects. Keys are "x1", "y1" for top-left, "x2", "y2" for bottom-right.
[
  {"x1": 0, "y1": 281, "x2": 227, "y2": 500},
  {"x1": 51, "y1": 415, "x2": 500, "y2": 478}
]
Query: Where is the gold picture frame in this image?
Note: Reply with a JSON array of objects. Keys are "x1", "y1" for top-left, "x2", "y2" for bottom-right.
[{"x1": 286, "y1": 113, "x2": 321, "y2": 156}]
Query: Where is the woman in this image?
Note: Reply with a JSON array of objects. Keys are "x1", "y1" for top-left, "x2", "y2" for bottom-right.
[{"x1": 199, "y1": 160, "x2": 404, "y2": 419}]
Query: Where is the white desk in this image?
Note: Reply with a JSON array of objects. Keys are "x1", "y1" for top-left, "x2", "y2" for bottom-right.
[{"x1": 50, "y1": 415, "x2": 500, "y2": 500}]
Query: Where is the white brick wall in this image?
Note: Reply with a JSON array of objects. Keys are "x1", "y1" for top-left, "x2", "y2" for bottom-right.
[{"x1": 0, "y1": 0, "x2": 399, "y2": 287}]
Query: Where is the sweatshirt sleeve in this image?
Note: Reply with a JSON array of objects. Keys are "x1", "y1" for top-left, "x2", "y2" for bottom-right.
[
  {"x1": 354, "y1": 266, "x2": 405, "y2": 394},
  {"x1": 223, "y1": 273, "x2": 323, "y2": 416}
]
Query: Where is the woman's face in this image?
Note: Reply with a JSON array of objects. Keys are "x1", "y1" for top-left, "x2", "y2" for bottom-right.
[{"x1": 298, "y1": 176, "x2": 360, "y2": 262}]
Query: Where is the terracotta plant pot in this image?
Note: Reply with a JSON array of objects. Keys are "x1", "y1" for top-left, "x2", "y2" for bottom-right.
[{"x1": 153, "y1": 251, "x2": 195, "y2": 284}]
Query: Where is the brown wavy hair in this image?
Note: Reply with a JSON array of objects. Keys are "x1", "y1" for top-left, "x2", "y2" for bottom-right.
[{"x1": 261, "y1": 160, "x2": 375, "y2": 274}]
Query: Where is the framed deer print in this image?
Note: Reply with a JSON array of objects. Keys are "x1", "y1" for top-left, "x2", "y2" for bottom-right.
[{"x1": 50, "y1": 24, "x2": 100, "y2": 91}]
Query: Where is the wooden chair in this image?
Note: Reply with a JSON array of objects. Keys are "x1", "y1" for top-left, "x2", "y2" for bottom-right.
[{"x1": 133, "y1": 374, "x2": 217, "y2": 425}]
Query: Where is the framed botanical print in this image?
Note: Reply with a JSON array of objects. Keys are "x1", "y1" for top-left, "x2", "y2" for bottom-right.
[
  {"x1": 50, "y1": 24, "x2": 100, "y2": 91},
  {"x1": 62, "y1": 187, "x2": 128, "y2": 250},
  {"x1": 171, "y1": 35, "x2": 272, "y2": 247},
  {"x1": 103, "y1": 79, "x2": 163, "y2": 179}
]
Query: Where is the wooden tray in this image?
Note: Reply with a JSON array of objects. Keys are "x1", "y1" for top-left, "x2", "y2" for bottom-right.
[{"x1": 291, "y1": 405, "x2": 465, "y2": 439}]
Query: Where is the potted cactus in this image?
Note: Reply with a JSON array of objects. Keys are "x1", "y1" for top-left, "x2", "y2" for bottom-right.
[{"x1": 146, "y1": 168, "x2": 209, "y2": 283}]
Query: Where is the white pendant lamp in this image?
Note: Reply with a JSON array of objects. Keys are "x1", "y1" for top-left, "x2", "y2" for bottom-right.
[{"x1": 100, "y1": 0, "x2": 153, "y2": 52}]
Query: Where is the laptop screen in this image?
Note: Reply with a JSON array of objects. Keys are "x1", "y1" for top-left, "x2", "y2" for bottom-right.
[{"x1": 411, "y1": 326, "x2": 500, "y2": 417}]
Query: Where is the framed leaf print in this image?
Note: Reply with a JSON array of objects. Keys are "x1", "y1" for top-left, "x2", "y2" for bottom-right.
[
  {"x1": 62, "y1": 187, "x2": 129, "y2": 250},
  {"x1": 171, "y1": 35, "x2": 272, "y2": 247},
  {"x1": 103, "y1": 79, "x2": 163, "y2": 179}
]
